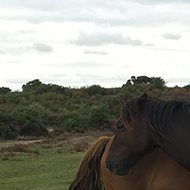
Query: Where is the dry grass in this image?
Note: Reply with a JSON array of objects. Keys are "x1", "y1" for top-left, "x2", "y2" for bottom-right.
[{"x1": 0, "y1": 144, "x2": 39, "y2": 154}]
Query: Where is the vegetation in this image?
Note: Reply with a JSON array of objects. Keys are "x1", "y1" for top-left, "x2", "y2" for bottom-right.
[
  {"x1": 0, "y1": 131, "x2": 112, "y2": 190},
  {"x1": 1, "y1": 75, "x2": 190, "y2": 190},
  {"x1": 0, "y1": 76, "x2": 190, "y2": 139}
]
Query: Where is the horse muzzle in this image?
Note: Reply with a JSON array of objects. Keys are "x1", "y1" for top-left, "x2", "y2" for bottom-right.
[{"x1": 105, "y1": 158, "x2": 129, "y2": 176}]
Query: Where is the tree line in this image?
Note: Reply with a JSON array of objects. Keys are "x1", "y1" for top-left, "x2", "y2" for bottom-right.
[{"x1": 0, "y1": 76, "x2": 190, "y2": 139}]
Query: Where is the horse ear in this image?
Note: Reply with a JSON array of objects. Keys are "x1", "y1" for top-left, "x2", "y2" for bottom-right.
[{"x1": 133, "y1": 93, "x2": 147, "y2": 111}]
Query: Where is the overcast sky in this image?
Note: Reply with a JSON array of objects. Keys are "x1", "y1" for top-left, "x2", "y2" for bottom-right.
[{"x1": 1, "y1": 0, "x2": 190, "y2": 91}]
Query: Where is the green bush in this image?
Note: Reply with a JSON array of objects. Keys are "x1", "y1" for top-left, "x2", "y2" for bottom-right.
[
  {"x1": 0, "y1": 110, "x2": 17, "y2": 139},
  {"x1": 10, "y1": 107, "x2": 47, "y2": 136},
  {"x1": 102, "y1": 96, "x2": 122, "y2": 118},
  {"x1": 58, "y1": 110, "x2": 89, "y2": 131},
  {"x1": 89, "y1": 103, "x2": 110, "y2": 127},
  {"x1": 85, "y1": 85, "x2": 105, "y2": 95}
]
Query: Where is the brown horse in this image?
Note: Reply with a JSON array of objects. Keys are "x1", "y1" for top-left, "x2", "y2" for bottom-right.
[
  {"x1": 69, "y1": 136, "x2": 190, "y2": 190},
  {"x1": 106, "y1": 93, "x2": 190, "y2": 175}
]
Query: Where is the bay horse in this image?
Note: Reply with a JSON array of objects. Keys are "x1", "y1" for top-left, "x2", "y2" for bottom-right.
[
  {"x1": 69, "y1": 136, "x2": 190, "y2": 190},
  {"x1": 106, "y1": 93, "x2": 190, "y2": 175}
]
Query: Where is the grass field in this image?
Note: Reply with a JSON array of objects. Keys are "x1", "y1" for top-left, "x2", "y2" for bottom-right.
[{"x1": 0, "y1": 131, "x2": 112, "y2": 190}]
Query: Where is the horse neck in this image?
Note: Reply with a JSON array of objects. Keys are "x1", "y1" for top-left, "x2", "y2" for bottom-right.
[
  {"x1": 149, "y1": 105, "x2": 190, "y2": 172},
  {"x1": 145, "y1": 100, "x2": 176, "y2": 145}
]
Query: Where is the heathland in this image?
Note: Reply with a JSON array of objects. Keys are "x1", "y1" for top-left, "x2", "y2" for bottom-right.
[{"x1": 1, "y1": 76, "x2": 190, "y2": 189}]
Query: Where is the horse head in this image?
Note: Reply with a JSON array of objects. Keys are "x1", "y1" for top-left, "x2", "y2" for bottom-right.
[{"x1": 106, "y1": 93, "x2": 155, "y2": 175}]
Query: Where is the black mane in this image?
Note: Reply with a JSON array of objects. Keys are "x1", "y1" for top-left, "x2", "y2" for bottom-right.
[{"x1": 122, "y1": 96, "x2": 190, "y2": 142}]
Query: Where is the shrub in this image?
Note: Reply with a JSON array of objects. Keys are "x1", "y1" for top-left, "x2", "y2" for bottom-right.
[
  {"x1": 10, "y1": 107, "x2": 47, "y2": 136},
  {"x1": 0, "y1": 110, "x2": 16, "y2": 139},
  {"x1": 85, "y1": 85, "x2": 105, "y2": 95},
  {"x1": 89, "y1": 103, "x2": 110, "y2": 127},
  {"x1": 58, "y1": 110, "x2": 89, "y2": 131}
]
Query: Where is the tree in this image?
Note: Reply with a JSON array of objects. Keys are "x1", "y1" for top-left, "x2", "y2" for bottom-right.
[
  {"x1": 136, "y1": 76, "x2": 151, "y2": 85},
  {"x1": 85, "y1": 85, "x2": 105, "y2": 95},
  {"x1": 0, "y1": 87, "x2": 11, "y2": 94},
  {"x1": 149, "y1": 77, "x2": 166, "y2": 90},
  {"x1": 22, "y1": 79, "x2": 42, "y2": 92}
]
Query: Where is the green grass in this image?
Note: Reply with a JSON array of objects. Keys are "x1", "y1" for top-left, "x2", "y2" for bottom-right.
[
  {"x1": 0, "y1": 138, "x2": 84, "y2": 190},
  {"x1": 0, "y1": 131, "x2": 112, "y2": 190}
]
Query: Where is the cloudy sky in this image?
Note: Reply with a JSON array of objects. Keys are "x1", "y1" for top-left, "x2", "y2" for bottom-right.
[{"x1": 1, "y1": 0, "x2": 190, "y2": 91}]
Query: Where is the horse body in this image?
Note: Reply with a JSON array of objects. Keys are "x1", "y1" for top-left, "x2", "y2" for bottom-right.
[
  {"x1": 69, "y1": 136, "x2": 190, "y2": 190},
  {"x1": 106, "y1": 93, "x2": 190, "y2": 175},
  {"x1": 102, "y1": 137, "x2": 190, "y2": 190}
]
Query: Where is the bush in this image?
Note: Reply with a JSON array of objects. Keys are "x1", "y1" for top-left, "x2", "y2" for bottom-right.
[
  {"x1": 10, "y1": 107, "x2": 47, "y2": 136},
  {"x1": 0, "y1": 124, "x2": 16, "y2": 139},
  {"x1": 89, "y1": 103, "x2": 110, "y2": 127},
  {"x1": 58, "y1": 110, "x2": 89, "y2": 131},
  {"x1": 85, "y1": 85, "x2": 105, "y2": 95},
  {"x1": 0, "y1": 110, "x2": 16, "y2": 139},
  {"x1": 102, "y1": 96, "x2": 122, "y2": 118}
]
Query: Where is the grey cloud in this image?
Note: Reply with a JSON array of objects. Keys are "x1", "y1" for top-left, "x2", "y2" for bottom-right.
[
  {"x1": 161, "y1": 33, "x2": 182, "y2": 40},
  {"x1": 145, "y1": 43, "x2": 154, "y2": 47},
  {"x1": 32, "y1": 43, "x2": 53, "y2": 52},
  {"x1": 69, "y1": 31, "x2": 143, "y2": 47},
  {"x1": 1, "y1": 0, "x2": 190, "y2": 28},
  {"x1": 135, "y1": 0, "x2": 190, "y2": 4},
  {"x1": 0, "y1": 42, "x2": 53, "y2": 55},
  {"x1": 84, "y1": 50, "x2": 108, "y2": 55}
]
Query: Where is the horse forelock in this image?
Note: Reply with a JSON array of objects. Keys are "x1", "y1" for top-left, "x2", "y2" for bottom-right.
[{"x1": 120, "y1": 98, "x2": 138, "y2": 131}]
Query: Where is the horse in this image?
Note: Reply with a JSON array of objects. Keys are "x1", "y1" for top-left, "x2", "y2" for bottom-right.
[
  {"x1": 69, "y1": 136, "x2": 190, "y2": 190},
  {"x1": 106, "y1": 93, "x2": 190, "y2": 175}
]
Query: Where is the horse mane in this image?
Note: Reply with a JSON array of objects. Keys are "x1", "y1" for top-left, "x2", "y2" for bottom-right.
[
  {"x1": 69, "y1": 136, "x2": 110, "y2": 190},
  {"x1": 121, "y1": 95, "x2": 190, "y2": 143},
  {"x1": 145, "y1": 97, "x2": 190, "y2": 141}
]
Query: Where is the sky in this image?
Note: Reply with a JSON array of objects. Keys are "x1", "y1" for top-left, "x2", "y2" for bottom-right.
[{"x1": 1, "y1": 0, "x2": 190, "y2": 91}]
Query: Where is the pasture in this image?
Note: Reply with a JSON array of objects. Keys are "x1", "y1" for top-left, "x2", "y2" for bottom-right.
[{"x1": 0, "y1": 131, "x2": 111, "y2": 190}]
